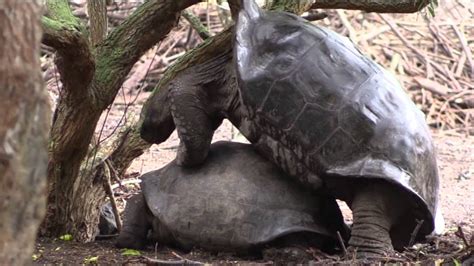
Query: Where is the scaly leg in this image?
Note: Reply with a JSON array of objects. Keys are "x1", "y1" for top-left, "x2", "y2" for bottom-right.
[
  {"x1": 140, "y1": 85, "x2": 176, "y2": 144},
  {"x1": 169, "y1": 78, "x2": 219, "y2": 166},
  {"x1": 116, "y1": 194, "x2": 150, "y2": 250},
  {"x1": 348, "y1": 182, "x2": 405, "y2": 258},
  {"x1": 168, "y1": 55, "x2": 230, "y2": 167}
]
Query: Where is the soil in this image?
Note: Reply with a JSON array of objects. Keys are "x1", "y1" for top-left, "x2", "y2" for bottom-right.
[{"x1": 33, "y1": 119, "x2": 474, "y2": 265}]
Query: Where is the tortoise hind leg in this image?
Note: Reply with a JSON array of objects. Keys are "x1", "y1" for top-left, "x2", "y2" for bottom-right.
[
  {"x1": 348, "y1": 182, "x2": 406, "y2": 258},
  {"x1": 116, "y1": 194, "x2": 150, "y2": 250}
]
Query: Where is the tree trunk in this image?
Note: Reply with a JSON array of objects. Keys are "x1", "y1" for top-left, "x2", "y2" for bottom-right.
[{"x1": 0, "y1": 0, "x2": 50, "y2": 264}]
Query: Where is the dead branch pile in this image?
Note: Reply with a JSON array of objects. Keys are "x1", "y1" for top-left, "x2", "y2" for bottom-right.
[{"x1": 324, "y1": 2, "x2": 473, "y2": 133}]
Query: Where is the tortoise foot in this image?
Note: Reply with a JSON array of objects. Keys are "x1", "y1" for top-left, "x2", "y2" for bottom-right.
[{"x1": 115, "y1": 233, "x2": 146, "y2": 250}]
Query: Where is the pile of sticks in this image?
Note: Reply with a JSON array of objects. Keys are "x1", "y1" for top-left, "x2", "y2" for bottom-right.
[{"x1": 326, "y1": 2, "x2": 473, "y2": 133}]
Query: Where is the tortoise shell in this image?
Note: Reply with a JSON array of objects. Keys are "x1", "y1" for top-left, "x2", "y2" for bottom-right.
[
  {"x1": 141, "y1": 141, "x2": 348, "y2": 251},
  {"x1": 235, "y1": 1, "x2": 441, "y2": 243}
]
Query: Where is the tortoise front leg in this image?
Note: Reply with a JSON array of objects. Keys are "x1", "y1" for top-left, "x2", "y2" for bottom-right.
[
  {"x1": 140, "y1": 86, "x2": 176, "y2": 145},
  {"x1": 169, "y1": 78, "x2": 220, "y2": 167}
]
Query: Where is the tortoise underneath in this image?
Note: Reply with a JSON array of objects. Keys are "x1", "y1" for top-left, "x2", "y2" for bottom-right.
[{"x1": 116, "y1": 141, "x2": 349, "y2": 253}]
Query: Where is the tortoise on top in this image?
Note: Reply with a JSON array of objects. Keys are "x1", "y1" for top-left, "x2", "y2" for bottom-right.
[{"x1": 140, "y1": 0, "x2": 442, "y2": 258}]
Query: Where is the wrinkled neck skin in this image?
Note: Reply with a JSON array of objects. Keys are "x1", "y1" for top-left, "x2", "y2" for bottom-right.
[{"x1": 213, "y1": 57, "x2": 259, "y2": 143}]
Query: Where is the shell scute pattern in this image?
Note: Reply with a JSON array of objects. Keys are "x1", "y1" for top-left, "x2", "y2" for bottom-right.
[
  {"x1": 337, "y1": 105, "x2": 375, "y2": 144},
  {"x1": 287, "y1": 104, "x2": 338, "y2": 152},
  {"x1": 316, "y1": 129, "x2": 361, "y2": 166},
  {"x1": 258, "y1": 79, "x2": 307, "y2": 129}
]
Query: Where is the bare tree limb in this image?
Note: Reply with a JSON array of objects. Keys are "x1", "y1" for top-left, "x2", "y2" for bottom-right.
[
  {"x1": 42, "y1": 0, "x2": 95, "y2": 98},
  {"x1": 182, "y1": 10, "x2": 211, "y2": 40},
  {"x1": 92, "y1": 0, "x2": 202, "y2": 108},
  {"x1": 311, "y1": 0, "x2": 431, "y2": 13}
]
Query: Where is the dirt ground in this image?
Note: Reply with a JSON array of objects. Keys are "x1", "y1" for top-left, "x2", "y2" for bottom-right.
[{"x1": 33, "y1": 120, "x2": 473, "y2": 265}]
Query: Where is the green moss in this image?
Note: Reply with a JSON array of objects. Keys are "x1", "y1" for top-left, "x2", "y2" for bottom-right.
[
  {"x1": 267, "y1": 0, "x2": 313, "y2": 14},
  {"x1": 94, "y1": 47, "x2": 125, "y2": 84},
  {"x1": 46, "y1": 0, "x2": 79, "y2": 25},
  {"x1": 42, "y1": 16, "x2": 64, "y2": 32}
]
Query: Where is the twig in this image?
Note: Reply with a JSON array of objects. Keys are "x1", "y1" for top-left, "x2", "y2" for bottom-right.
[
  {"x1": 408, "y1": 219, "x2": 424, "y2": 246},
  {"x1": 182, "y1": 10, "x2": 211, "y2": 40},
  {"x1": 451, "y1": 23, "x2": 474, "y2": 78},
  {"x1": 378, "y1": 14, "x2": 449, "y2": 79},
  {"x1": 455, "y1": 53, "x2": 467, "y2": 77},
  {"x1": 413, "y1": 77, "x2": 449, "y2": 96},
  {"x1": 106, "y1": 158, "x2": 122, "y2": 185},
  {"x1": 359, "y1": 25, "x2": 390, "y2": 43},
  {"x1": 103, "y1": 160, "x2": 122, "y2": 232},
  {"x1": 455, "y1": 226, "x2": 470, "y2": 248},
  {"x1": 428, "y1": 23, "x2": 455, "y2": 58},
  {"x1": 336, "y1": 10, "x2": 357, "y2": 43},
  {"x1": 143, "y1": 252, "x2": 204, "y2": 265},
  {"x1": 143, "y1": 256, "x2": 204, "y2": 265},
  {"x1": 439, "y1": 90, "x2": 472, "y2": 114},
  {"x1": 337, "y1": 231, "x2": 347, "y2": 256},
  {"x1": 111, "y1": 178, "x2": 141, "y2": 190}
]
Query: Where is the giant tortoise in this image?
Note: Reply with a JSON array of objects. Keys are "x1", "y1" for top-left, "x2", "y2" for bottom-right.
[
  {"x1": 116, "y1": 141, "x2": 348, "y2": 252},
  {"x1": 140, "y1": 0, "x2": 443, "y2": 257}
]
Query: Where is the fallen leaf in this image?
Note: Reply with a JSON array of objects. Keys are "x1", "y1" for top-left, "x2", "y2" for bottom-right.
[
  {"x1": 59, "y1": 234, "x2": 73, "y2": 241},
  {"x1": 84, "y1": 256, "x2": 99, "y2": 264},
  {"x1": 121, "y1": 249, "x2": 141, "y2": 256}
]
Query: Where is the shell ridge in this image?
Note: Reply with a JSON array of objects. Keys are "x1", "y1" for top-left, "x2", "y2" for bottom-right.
[{"x1": 256, "y1": 80, "x2": 276, "y2": 113}]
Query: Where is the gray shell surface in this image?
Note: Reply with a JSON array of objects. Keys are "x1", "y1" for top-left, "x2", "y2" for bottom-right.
[
  {"x1": 141, "y1": 141, "x2": 347, "y2": 251},
  {"x1": 235, "y1": 1, "x2": 439, "y2": 240}
]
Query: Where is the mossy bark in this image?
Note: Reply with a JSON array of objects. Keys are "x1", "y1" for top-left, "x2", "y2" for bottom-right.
[{"x1": 0, "y1": 0, "x2": 50, "y2": 264}]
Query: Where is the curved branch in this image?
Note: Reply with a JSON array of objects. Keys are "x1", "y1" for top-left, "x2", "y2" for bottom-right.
[
  {"x1": 42, "y1": 0, "x2": 94, "y2": 97},
  {"x1": 92, "y1": 0, "x2": 201, "y2": 108},
  {"x1": 44, "y1": 0, "x2": 78, "y2": 22}
]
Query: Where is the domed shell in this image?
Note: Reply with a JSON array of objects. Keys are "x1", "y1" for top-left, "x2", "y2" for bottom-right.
[
  {"x1": 235, "y1": 0, "x2": 440, "y2": 245},
  {"x1": 141, "y1": 141, "x2": 348, "y2": 251}
]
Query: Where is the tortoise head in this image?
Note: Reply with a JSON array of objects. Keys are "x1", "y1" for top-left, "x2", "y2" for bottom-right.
[{"x1": 235, "y1": 1, "x2": 320, "y2": 82}]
